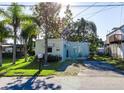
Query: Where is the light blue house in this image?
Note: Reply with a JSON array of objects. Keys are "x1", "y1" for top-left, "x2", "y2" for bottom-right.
[{"x1": 35, "y1": 39, "x2": 89, "y2": 61}]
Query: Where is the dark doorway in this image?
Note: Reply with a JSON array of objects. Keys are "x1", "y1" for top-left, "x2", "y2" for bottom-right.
[{"x1": 66, "y1": 50, "x2": 69, "y2": 57}]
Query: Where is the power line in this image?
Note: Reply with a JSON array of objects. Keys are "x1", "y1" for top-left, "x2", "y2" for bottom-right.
[
  {"x1": 70, "y1": 3, "x2": 124, "y2": 7},
  {"x1": 73, "y1": 2, "x2": 97, "y2": 18},
  {"x1": 86, "y1": 3, "x2": 118, "y2": 19},
  {"x1": 1, "y1": 3, "x2": 124, "y2": 22},
  {"x1": 87, "y1": 7, "x2": 115, "y2": 19},
  {"x1": 1, "y1": 3, "x2": 124, "y2": 7},
  {"x1": 63, "y1": 3, "x2": 117, "y2": 34},
  {"x1": 62, "y1": 3, "x2": 98, "y2": 38},
  {"x1": 0, "y1": 4, "x2": 33, "y2": 7}
]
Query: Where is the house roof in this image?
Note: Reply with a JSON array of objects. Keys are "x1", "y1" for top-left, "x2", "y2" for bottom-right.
[
  {"x1": 2, "y1": 44, "x2": 24, "y2": 48},
  {"x1": 106, "y1": 24, "x2": 124, "y2": 36},
  {"x1": 2, "y1": 45, "x2": 12, "y2": 47}
]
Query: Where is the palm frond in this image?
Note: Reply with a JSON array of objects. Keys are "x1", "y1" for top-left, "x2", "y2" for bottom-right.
[{"x1": 0, "y1": 8, "x2": 10, "y2": 18}]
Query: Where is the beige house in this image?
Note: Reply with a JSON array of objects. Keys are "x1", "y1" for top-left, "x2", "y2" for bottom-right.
[{"x1": 105, "y1": 25, "x2": 124, "y2": 58}]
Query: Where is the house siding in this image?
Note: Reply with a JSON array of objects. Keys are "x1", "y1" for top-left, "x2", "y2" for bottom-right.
[{"x1": 106, "y1": 25, "x2": 124, "y2": 58}]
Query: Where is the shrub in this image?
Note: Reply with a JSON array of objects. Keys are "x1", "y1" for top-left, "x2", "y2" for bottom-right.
[
  {"x1": 3, "y1": 53, "x2": 13, "y2": 58},
  {"x1": 28, "y1": 50, "x2": 35, "y2": 56},
  {"x1": 36, "y1": 54, "x2": 62, "y2": 63},
  {"x1": 89, "y1": 52, "x2": 95, "y2": 59},
  {"x1": 39, "y1": 54, "x2": 61, "y2": 62},
  {"x1": 46, "y1": 54, "x2": 62, "y2": 62},
  {"x1": 3, "y1": 52, "x2": 24, "y2": 59}
]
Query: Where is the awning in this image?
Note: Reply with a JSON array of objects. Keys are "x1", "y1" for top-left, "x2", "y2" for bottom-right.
[{"x1": 2, "y1": 45, "x2": 13, "y2": 47}]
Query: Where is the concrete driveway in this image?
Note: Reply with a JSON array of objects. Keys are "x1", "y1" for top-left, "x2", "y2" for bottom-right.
[{"x1": 0, "y1": 61, "x2": 124, "y2": 90}]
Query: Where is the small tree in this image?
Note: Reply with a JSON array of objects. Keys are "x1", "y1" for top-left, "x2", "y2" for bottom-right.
[
  {"x1": 88, "y1": 33, "x2": 98, "y2": 55},
  {"x1": 62, "y1": 5, "x2": 73, "y2": 39},
  {"x1": 63, "y1": 5, "x2": 73, "y2": 27},
  {"x1": 33, "y1": 2, "x2": 61, "y2": 65},
  {"x1": 63, "y1": 17, "x2": 97, "y2": 42},
  {"x1": 20, "y1": 21, "x2": 39, "y2": 62}
]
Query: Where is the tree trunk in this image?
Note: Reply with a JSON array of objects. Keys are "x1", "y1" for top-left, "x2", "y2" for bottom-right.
[
  {"x1": 28, "y1": 37, "x2": 33, "y2": 53},
  {"x1": 82, "y1": 25, "x2": 86, "y2": 42},
  {"x1": 44, "y1": 28, "x2": 48, "y2": 66},
  {"x1": 24, "y1": 41, "x2": 28, "y2": 62},
  {"x1": 0, "y1": 42, "x2": 2, "y2": 66},
  {"x1": 13, "y1": 26, "x2": 17, "y2": 64}
]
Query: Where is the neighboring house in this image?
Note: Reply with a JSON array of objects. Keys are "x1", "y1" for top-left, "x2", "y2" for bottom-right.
[
  {"x1": 35, "y1": 38, "x2": 89, "y2": 61},
  {"x1": 2, "y1": 45, "x2": 13, "y2": 53},
  {"x1": 2, "y1": 44, "x2": 25, "y2": 55},
  {"x1": 105, "y1": 25, "x2": 124, "y2": 58}
]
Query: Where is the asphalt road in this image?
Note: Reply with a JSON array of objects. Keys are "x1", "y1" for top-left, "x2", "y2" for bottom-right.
[{"x1": 0, "y1": 75, "x2": 124, "y2": 90}]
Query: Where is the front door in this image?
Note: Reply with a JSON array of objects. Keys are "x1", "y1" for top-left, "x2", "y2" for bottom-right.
[{"x1": 66, "y1": 50, "x2": 69, "y2": 58}]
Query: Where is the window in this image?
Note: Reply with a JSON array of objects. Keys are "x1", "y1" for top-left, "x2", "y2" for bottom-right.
[
  {"x1": 48, "y1": 47, "x2": 52, "y2": 52},
  {"x1": 56, "y1": 49, "x2": 60, "y2": 51}
]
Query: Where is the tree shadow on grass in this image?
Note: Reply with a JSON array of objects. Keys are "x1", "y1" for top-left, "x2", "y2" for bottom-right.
[
  {"x1": 0, "y1": 59, "x2": 27, "y2": 76},
  {"x1": 0, "y1": 57, "x2": 26, "y2": 70},
  {"x1": 16, "y1": 57, "x2": 65, "y2": 71},
  {"x1": 17, "y1": 58, "x2": 84, "y2": 72},
  {"x1": 0, "y1": 61, "x2": 26, "y2": 71},
  {"x1": 0, "y1": 70, "x2": 61, "y2": 90}
]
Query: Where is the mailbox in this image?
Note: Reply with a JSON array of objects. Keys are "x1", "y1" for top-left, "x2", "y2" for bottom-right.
[
  {"x1": 37, "y1": 53, "x2": 43, "y2": 59},
  {"x1": 37, "y1": 53, "x2": 43, "y2": 70}
]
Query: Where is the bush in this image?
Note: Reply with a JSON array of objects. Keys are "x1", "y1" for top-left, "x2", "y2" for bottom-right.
[
  {"x1": 97, "y1": 52, "x2": 104, "y2": 56},
  {"x1": 89, "y1": 52, "x2": 95, "y2": 59},
  {"x1": 36, "y1": 54, "x2": 62, "y2": 63},
  {"x1": 46, "y1": 54, "x2": 62, "y2": 62},
  {"x1": 28, "y1": 51, "x2": 35, "y2": 56},
  {"x1": 3, "y1": 53, "x2": 13, "y2": 58},
  {"x1": 3, "y1": 52, "x2": 24, "y2": 59}
]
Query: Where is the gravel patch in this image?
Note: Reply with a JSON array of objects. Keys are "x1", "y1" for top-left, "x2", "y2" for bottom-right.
[{"x1": 56, "y1": 63, "x2": 85, "y2": 76}]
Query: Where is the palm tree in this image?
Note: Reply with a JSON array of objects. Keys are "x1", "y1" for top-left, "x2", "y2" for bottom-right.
[
  {"x1": 0, "y1": 3, "x2": 29, "y2": 64},
  {"x1": 0, "y1": 21, "x2": 11, "y2": 66},
  {"x1": 20, "y1": 22, "x2": 39, "y2": 62}
]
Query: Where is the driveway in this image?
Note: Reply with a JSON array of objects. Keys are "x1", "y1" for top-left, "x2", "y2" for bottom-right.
[
  {"x1": 0, "y1": 60, "x2": 124, "y2": 90},
  {"x1": 78, "y1": 60, "x2": 124, "y2": 77}
]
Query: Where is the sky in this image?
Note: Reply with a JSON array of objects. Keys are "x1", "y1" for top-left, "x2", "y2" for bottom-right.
[{"x1": 0, "y1": 2, "x2": 124, "y2": 42}]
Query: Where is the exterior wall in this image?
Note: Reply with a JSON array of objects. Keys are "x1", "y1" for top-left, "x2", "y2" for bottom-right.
[
  {"x1": 35, "y1": 39, "x2": 63, "y2": 57},
  {"x1": 62, "y1": 41, "x2": 89, "y2": 60},
  {"x1": 106, "y1": 29, "x2": 123, "y2": 43},
  {"x1": 108, "y1": 43, "x2": 124, "y2": 58},
  {"x1": 82, "y1": 42, "x2": 89, "y2": 57},
  {"x1": 122, "y1": 43, "x2": 124, "y2": 58},
  {"x1": 106, "y1": 28, "x2": 124, "y2": 59}
]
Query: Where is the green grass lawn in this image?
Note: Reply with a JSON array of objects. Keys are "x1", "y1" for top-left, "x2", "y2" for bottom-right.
[
  {"x1": 0, "y1": 56, "x2": 81, "y2": 76},
  {"x1": 0, "y1": 56, "x2": 62, "y2": 76},
  {"x1": 2, "y1": 54, "x2": 124, "y2": 76},
  {"x1": 92, "y1": 55, "x2": 124, "y2": 70}
]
